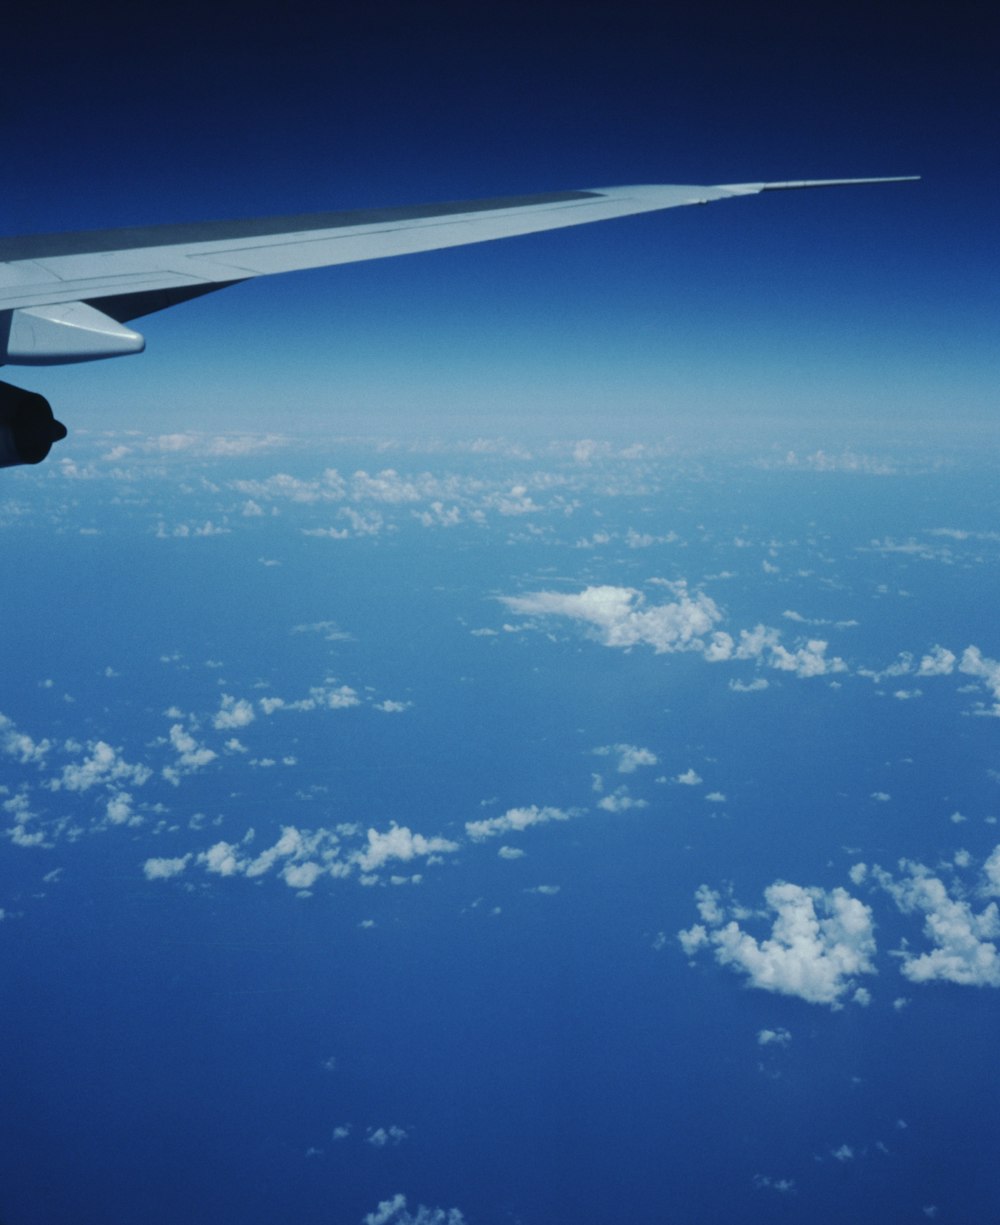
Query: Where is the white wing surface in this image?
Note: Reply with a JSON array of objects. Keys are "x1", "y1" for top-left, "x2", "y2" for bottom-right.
[{"x1": 0, "y1": 177, "x2": 917, "y2": 335}]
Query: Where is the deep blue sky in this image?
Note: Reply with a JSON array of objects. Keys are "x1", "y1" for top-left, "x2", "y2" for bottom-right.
[{"x1": 3, "y1": 0, "x2": 996, "y2": 433}]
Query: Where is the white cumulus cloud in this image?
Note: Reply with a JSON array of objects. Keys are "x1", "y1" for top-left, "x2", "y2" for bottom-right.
[
  {"x1": 594, "y1": 743, "x2": 658, "y2": 773},
  {"x1": 143, "y1": 855, "x2": 192, "y2": 880},
  {"x1": 465, "y1": 804, "x2": 571, "y2": 841},
  {"x1": 50, "y1": 740, "x2": 152, "y2": 793},
  {"x1": 679, "y1": 881, "x2": 876, "y2": 1008},
  {"x1": 876, "y1": 858, "x2": 1000, "y2": 987},
  {"x1": 0, "y1": 713, "x2": 52, "y2": 764},
  {"x1": 212, "y1": 695, "x2": 256, "y2": 730},
  {"x1": 501, "y1": 582, "x2": 723, "y2": 655},
  {"x1": 355, "y1": 825, "x2": 459, "y2": 873}
]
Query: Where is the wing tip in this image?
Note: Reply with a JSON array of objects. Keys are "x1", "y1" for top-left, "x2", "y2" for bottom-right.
[{"x1": 718, "y1": 176, "x2": 921, "y2": 195}]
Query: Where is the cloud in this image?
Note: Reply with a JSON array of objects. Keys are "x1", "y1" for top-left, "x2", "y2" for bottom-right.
[
  {"x1": 355, "y1": 824, "x2": 459, "y2": 873},
  {"x1": 594, "y1": 743, "x2": 659, "y2": 773},
  {"x1": 212, "y1": 695, "x2": 255, "y2": 730},
  {"x1": 917, "y1": 646, "x2": 957, "y2": 676},
  {"x1": 875, "y1": 859, "x2": 1000, "y2": 987},
  {"x1": 0, "y1": 713, "x2": 52, "y2": 764},
  {"x1": 675, "y1": 769, "x2": 702, "y2": 786},
  {"x1": 729, "y1": 677, "x2": 769, "y2": 693},
  {"x1": 757, "y1": 1027, "x2": 792, "y2": 1047},
  {"x1": 501, "y1": 582, "x2": 723, "y2": 655},
  {"x1": 163, "y1": 724, "x2": 217, "y2": 784},
  {"x1": 292, "y1": 620, "x2": 353, "y2": 641},
  {"x1": 143, "y1": 855, "x2": 192, "y2": 880},
  {"x1": 983, "y1": 846, "x2": 1000, "y2": 894},
  {"x1": 193, "y1": 825, "x2": 346, "y2": 886},
  {"x1": 500, "y1": 584, "x2": 847, "y2": 679},
  {"x1": 959, "y1": 646, "x2": 1000, "y2": 714},
  {"x1": 282, "y1": 862, "x2": 324, "y2": 889},
  {"x1": 362, "y1": 1196, "x2": 466, "y2": 1225},
  {"x1": 770, "y1": 449, "x2": 895, "y2": 475},
  {"x1": 105, "y1": 791, "x2": 136, "y2": 826},
  {"x1": 50, "y1": 740, "x2": 152, "y2": 793},
  {"x1": 767, "y1": 639, "x2": 847, "y2": 679},
  {"x1": 366, "y1": 1125, "x2": 408, "y2": 1148},
  {"x1": 597, "y1": 788, "x2": 648, "y2": 813},
  {"x1": 680, "y1": 881, "x2": 876, "y2": 1007},
  {"x1": 147, "y1": 432, "x2": 285, "y2": 457},
  {"x1": 753, "y1": 1175, "x2": 796, "y2": 1194},
  {"x1": 259, "y1": 683, "x2": 360, "y2": 714},
  {"x1": 465, "y1": 804, "x2": 571, "y2": 841}
]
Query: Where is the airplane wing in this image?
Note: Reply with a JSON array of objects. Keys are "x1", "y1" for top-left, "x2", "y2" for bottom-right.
[{"x1": 0, "y1": 176, "x2": 917, "y2": 466}]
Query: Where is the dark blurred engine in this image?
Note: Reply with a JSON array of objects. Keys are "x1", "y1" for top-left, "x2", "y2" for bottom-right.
[{"x1": 0, "y1": 381, "x2": 67, "y2": 468}]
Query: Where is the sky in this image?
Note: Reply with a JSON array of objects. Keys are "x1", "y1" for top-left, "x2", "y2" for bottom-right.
[
  {"x1": 2, "y1": 4, "x2": 999, "y2": 1225},
  {"x1": 2, "y1": 0, "x2": 997, "y2": 434}
]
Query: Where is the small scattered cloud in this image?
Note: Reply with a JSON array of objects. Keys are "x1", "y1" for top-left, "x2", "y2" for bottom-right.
[
  {"x1": 465, "y1": 804, "x2": 571, "y2": 841},
  {"x1": 143, "y1": 855, "x2": 191, "y2": 881},
  {"x1": 757, "y1": 1027, "x2": 791, "y2": 1048},
  {"x1": 1, "y1": 713, "x2": 52, "y2": 765},
  {"x1": 597, "y1": 787, "x2": 648, "y2": 813},
  {"x1": 594, "y1": 743, "x2": 658, "y2": 773},
  {"x1": 212, "y1": 695, "x2": 255, "y2": 730},
  {"x1": 49, "y1": 740, "x2": 152, "y2": 793},
  {"x1": 753, "y1": 1175, "x2": 796, "y2": 1194},
  {"x1": 366, "y1": 1125, "x2": 408, "y2": 1148},
  {"x1": 917, "y1": 646, "x2": 957, "y2": 677},
  {"x1": 163, "y1": 724, "x2": 217, "y2": 784},
  {"x1": 362, "y1": 1195, "x2": 466, "y2": 1225}
]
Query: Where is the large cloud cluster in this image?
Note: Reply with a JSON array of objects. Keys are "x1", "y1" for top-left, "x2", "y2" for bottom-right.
[
  {"x1": 679, "y1": 881, "x2": 877, "y2": 1008},
  {"x1": 872, "y1": 857, "x2": 1000, "y2": 987},
  {"x1": 501, "y1": 582, "x2": 847, "y2": 680}
]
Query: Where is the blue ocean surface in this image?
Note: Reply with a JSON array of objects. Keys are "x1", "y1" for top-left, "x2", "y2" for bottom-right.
[{"x1": 2, "y1": 429, "x2": 999, "y2": 1224}]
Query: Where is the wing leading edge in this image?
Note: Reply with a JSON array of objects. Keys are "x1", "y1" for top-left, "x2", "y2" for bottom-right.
[{"x1": 0, "y1": 174, "x2": 917, "y2": 466}]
